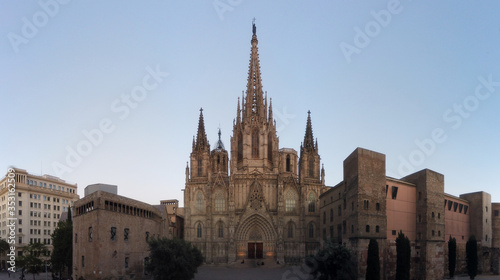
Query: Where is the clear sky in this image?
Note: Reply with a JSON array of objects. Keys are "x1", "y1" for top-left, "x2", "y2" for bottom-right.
[{"x1": 1, "y1": 1, "x2": 499, "y2": 206}]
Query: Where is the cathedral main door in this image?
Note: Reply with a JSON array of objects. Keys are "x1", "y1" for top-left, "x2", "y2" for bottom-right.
[{"x1": 248, "y1": 242, "x2": 263, "y2": 259}]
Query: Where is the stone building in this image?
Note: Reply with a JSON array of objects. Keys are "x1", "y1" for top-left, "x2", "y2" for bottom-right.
[
  {"x1": 319, "y1": 147, "x2": 500, "y2": 279},
  {"x1": 183, "y1": 23, "x2": 327, "y2": 264},
  {"x1": 0, "y1": 168, "x2": 79, "y2": 269},
  {"x1": 72, "y1": 187, "x2": 175, "y2": 280}
]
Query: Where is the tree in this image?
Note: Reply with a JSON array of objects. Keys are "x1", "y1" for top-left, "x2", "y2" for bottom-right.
[
  {"x1": 396, "y1": 231, "x2": 411, "y2": 280},
  {"x1": 145, "y1": 237, "x2": 203, "y2": 280},
  {"x1": 0, "y1": 238, "x2": 9, "y2": 253},
  {"x1": 51, "y1": 208, "x2": 73, "y2": 278},
  {"x1": 18, "y1": 242, "x2": 48, "y2": 280},
  {"x1": 305, "y1": 240, "x2": 356, "y2": 280},
  {"x1": 466, "y1": 235, "x2": 478, "y2": 280},
  {"x1": 366, "y1": 239, "x2": 380, "y2": 280},
  {"x1": 448, "y1": 236, "x2": 457, "y2": 278}
]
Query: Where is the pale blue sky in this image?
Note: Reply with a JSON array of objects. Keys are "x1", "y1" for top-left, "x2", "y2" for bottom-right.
[{"x1": 1, "y1": 1, "x2": 499, "y2": 206}]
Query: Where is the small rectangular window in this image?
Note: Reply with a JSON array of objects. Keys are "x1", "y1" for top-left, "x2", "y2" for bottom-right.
[
  {"x1": 124, "y1": 228, "x2": 129, "y2": 241},
  {"x1": 495, "y1": 210, "x2": 499, "y2": 217},
  {"x1": 392, "y1": 230, "x2": 396, "y2": 236},
  {"x1": 111, "y1": 227, "x2": 117, "y2": 240},
  {"x1": 391, "y1": 186, "x2": 398, "y2": 200}
]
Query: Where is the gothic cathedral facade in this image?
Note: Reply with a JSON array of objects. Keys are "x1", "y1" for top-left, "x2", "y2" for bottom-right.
[{"x1": 184, "y1": 23, "x2": 327, "y2": 264}]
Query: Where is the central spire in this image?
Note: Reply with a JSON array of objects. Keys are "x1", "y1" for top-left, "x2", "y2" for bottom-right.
[{"x1": 243, "y1": 20, "x2": 266, "y2": 122}]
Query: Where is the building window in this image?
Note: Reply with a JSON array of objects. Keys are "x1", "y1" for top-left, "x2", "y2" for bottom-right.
[
  {"x1": 351, "y1": 225, "x2": 354, "y2": 234},
  {"x1": 495, "y1": 210, "x2": 499, "y2": 217},
  {"x1": 418, "y1": 192, "x2": 422, "y2": 200},
  {"x1": 218, "y1": 222, "x2": 223, "y2": 238},
  {"x1": 376, "y1": 225, "x2": 380, "y2": 233},
  {"x1": 252, "y1": 129, "x2": 259, "y2": 158},
  {"x1": 308, "y1": 158, "x2": 314, "y2": 177},
  {"x1": 391, "y1": 186, "x2": 398, "y2": 199},
  {"x1": 363, "y1": 200, "x2": 369, "y2": 210},
  {"x1": 267, "y1": 133, "x2": 273, "y2": 163},
  {"x1": 366, "y1": 225, "x2": 370, "y2": 233},
  {"x1": 392, "y1": 230, "x2": 396, "y2": 236},
  {"x1": 338, "y1": 206, "x2": 341, "y2": 216},
  {"x1": 376, "y1": 203, "x2": 380, "y2": 211},
  {"x1": 486, "y1": 206, "x2": 488, "y2": 212},
  {"x1": 308, "y1": 193, "x2": 316, "y2": 212},
  {"x1": 215, "y1": 190, "x2": 225, "y2": 212},
  {"x1": 124, "y1": 228, "x2": 129, "y2": 241},
  {"x1": 343, "y1": 221, "x2": 346, "y2": 235},
  {"x1": 454, "y1": 202, "x2": 458, "y2": 212},
  {"x1": 330, "y1": 208, "x2": 333, "y2": 222},
  {"x1": 88, "y1": 227, "x2": 93, "y2": 242},
  {"x1": 308, "y1": 223, "x2": 315, "y2": 238},
  {"x1": 418, "y1": 215, "x2": 422, "y2": 223},
  {"x1": 432, "y1": 212, "x2": 435, "y2": 218},
  {"x1": 125, "y1": 257, "x2": 129, "y2": 269},
  {"x1": 432, "y1": 230, "x2": 435, "y2": 236},
  {"x1": 237, "y1": 132, "x2": 243, "y2": 162},
  {"x1": 438, "y1": 231, "x2": 441, "y2": 237},
  {"x1": 111, "y1": 227, "x2": 117, "y2": 241},
  {"x1": 287, "y1": 223, "x2": 293, "y2": 238},
  {"x1": 464, "y1": 205, "x2": 468, "y2": 214},
  {"x1": 196, "y1": 192, "x2": 203, "y2": 212},
  {"x1": 197, "y1": 223, "x2": 202, "y2": 238},
  {"x1": 330, "y1": 226, "x2": 334, "y2": 238},
  {"x1": 82, "y1": 256, "x2": 85, "y2": 267},
  {"x1": 197, "y1": 158, "x2": 202, "y2": 176},
  {"x1": 323, "y1": 212, "x2": 326, "y2": 224},
  {"x1": 351, "y1": 202, "x2": 354, "y2": 211},
  {"x1": 286, "y1": 155, "x2": 291, "y2": 172},
  {"x1": 285, "y1": 189, "x2": 298, "y2": 212}
]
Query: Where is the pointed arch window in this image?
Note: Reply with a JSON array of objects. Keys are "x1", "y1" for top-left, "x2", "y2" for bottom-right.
[
  {"x1": 196, "y1": 192, "x2": 203, "y2": 212},
  {"x1": 217, "y1": 222, "x2": 224, "y2": 238},
  {"x1": 286, "y1": 155, "x2": 291, "y2": 172},
  {"x1": 197, "y1": 223, "x2": 202, "y2": 238},
  {"x1": 285, "y1": 189, "x2": 298, "y2": 212},
  {"x1": 197, "y1": 158, "x2": 203, "y2": 176},
  {"x1": 287, "y1": 222, "x2": 294, "y2": 238},
  {"x1": 308, "y1": 158, "x2": 314, "y2": 177},
  {"x1": 215, "y1": 190, "x2": 225, "y2": 212},
  {"x1": 252, "y1": 129, "x2": 259, "y2": 158},
  {"x1": 308, "y1": 193, "x2": 316, "y2": 212},
  {"x1": 308, "y1": 222, "x2": 315, "y2": 238},
  {"x1": 237, "y1": 132, "x2": 243, "y2": 162},
  {"x1": 267, "y1": 133, "x2": 273, "y2": 163}
]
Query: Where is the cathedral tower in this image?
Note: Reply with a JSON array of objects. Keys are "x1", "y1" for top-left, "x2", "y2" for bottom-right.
[{"x1": 230, "y1": 22, "x2": 279, "y2": 174}]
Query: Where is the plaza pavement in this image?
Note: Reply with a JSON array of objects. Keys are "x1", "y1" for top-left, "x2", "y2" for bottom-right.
[{"x1": 0, "y1": 268, "x2": 499, "y2": 280}]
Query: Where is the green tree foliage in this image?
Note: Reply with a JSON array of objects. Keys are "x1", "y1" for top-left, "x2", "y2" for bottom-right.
[
  {"x1": 466, "y1": 235, "x2": 478, "y2": 280},
  {"x1": 448, "y1": 236, "x2": 457, "y2": 278},
  {"x1": 145, "y1": 237, "x2": 203, "y2": 280},
  {"x1": 366, "y1": 239, "x2": 380, "y2": 280},
  {"x1": 0, "y1": 238, "x2": 9, "y2": 253},
  {"x1": 396, "y1": 231, "x2": 411, "y2": 280},
  {"x1": 18, "y1": 242, "x2": 47, "y2": 280},
  {"x1": 51, "y1": 208, "x2": 73, "y2": 278},
  {"x1": 305, "y1": 240, "x2": 356, "y2": 280}
]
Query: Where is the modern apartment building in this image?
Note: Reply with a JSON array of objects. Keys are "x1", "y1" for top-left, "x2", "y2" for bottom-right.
[{"x1": 0, "y1": 167, "x2": 79, "y2": 267}]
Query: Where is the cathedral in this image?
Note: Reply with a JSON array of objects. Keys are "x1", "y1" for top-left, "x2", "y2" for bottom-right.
[{"x1": 183, "y1": 23, "x2": 327, "y2": 264}]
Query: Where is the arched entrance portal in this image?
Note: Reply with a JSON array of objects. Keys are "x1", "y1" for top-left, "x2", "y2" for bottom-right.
[
  {"x1": 235, "y1": 214, "x2": 277, "y2": 260},
  {"x1": 248, "y1": 227, "x2": 263, "y2": 259}
]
